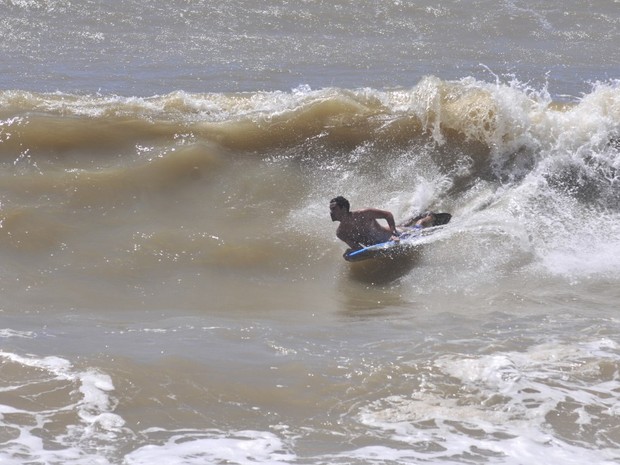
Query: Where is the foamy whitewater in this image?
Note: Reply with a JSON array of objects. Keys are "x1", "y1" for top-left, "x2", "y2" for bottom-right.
[{"x1": 1, "y1": 1, "x2": 619, "y2": 464}]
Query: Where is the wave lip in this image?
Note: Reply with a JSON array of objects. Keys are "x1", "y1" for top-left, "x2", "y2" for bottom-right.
[{"x1": 2, "y1": 78, "x2": 618, "y2": 155}]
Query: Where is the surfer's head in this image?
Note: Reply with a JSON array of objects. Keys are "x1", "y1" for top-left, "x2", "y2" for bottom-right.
[{"x1": 330, "y1": 196, "x2": 350, "y2": 221}]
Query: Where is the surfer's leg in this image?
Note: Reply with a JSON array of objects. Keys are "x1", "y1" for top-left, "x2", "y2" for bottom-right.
[
  {"x1": 398, "y1": 214, "x2": 423, "y2": 228},
  {"x1": 398, "y1": 212, "x2": 435, "y2": 228}
]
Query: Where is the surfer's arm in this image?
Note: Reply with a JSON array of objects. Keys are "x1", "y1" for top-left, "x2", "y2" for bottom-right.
[
  {"x1": 344, "y1": 240, "x2": 363, "y2": 250},
  {"x1": 337, "y1": 230, "x2": 364, "y2": 251},
  {"x1": 361, "y1": 208, "x2": 398, "y2": 236}
]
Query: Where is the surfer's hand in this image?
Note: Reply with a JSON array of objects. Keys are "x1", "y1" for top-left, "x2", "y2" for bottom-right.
[{"x1": 390, "y1": 234, "x2": 400, "y2": 242}]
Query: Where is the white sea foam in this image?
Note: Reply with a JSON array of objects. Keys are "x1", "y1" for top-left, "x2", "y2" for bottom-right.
[
  {"x1": 0, "y1": 351, "x2": 127, "y2": 464},
  {"x1": 356, "y1": 339, "x2": 620, "y2": 464},
  {"x1": 124, "y1": 429, "x2": 295, "y2": 465},
  {"x1": 0, "y1": 351, "x2": 298, "y2": 464},
  {"x1": 0, "y1": 328, "x2": 36, "y2": 338}
]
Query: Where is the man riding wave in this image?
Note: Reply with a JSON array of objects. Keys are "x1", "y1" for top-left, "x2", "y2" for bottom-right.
[{"x1": 329, "y1": 196, "x2": 447, "y2": 254}]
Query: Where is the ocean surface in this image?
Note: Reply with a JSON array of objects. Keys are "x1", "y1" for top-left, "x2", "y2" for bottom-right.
[{"x1": 1, "y1": 1, "x2": 620, "y2": 464}]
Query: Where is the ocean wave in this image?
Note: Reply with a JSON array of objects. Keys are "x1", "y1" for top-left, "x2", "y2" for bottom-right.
[
  {"x1": 1, "y1": 77, "x2": 619, "y2": 284},
  {"x1": 1, "y1": 78, "x2": 618, "y2": 156}
]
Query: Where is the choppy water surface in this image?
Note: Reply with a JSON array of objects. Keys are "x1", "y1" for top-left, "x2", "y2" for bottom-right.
[{"x1": 1, "y1": 1, "x2": 619, "y2": 464}]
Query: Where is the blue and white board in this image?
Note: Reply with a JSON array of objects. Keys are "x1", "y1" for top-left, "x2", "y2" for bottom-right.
[{"x1": 343, "y1": 225, "x2": 445, "y2": 262}]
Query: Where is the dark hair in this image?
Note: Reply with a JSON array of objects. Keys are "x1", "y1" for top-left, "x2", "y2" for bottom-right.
[{"x1": 330, "y1": 196, "x2": 350, "y2": 212}]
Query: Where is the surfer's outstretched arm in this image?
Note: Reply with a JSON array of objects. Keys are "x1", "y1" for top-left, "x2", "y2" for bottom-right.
[{"x1": 359, "y1": 208, "x2": 398, "y2": 236}]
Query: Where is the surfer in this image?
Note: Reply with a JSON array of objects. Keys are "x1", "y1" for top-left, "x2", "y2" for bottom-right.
[{"x1": 329, "y1": 196, "x2": 437, "y2": 252}]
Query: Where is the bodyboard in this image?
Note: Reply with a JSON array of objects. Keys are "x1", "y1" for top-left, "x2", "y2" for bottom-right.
[{"x1": 343, "y1": 213, "x2": 451, "y2": 262}]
